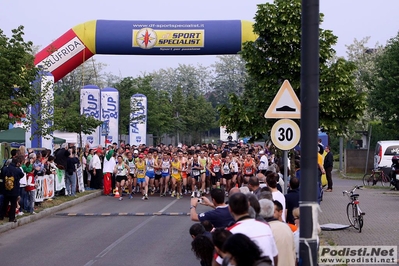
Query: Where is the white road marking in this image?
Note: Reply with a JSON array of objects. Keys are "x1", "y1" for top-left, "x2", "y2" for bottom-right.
[{"x1": 84, "y1": 199, "x2": 178, "y2": 266}]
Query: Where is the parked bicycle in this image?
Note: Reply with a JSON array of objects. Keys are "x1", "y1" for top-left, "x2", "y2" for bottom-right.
[
  {"x1": 343, "y1": 185, "x2": 365, "y2": 233},
  {"x1": 362, "y1": 167, "x2": 390, "y2": 187}
]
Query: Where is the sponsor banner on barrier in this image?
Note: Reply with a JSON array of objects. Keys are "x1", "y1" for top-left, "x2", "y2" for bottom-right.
[
  {"x1": 55, "y1": 169, "x2": 66, "y2": 191},
  {"x1": 129, "y1": 94, "x2": 147, "y2": 145},
  {"x1": 76, "y1": 166, "x2": 85, "y2": 192},
  {"x1": 35, "y1": 175, "x2": 55, "y2": 202}
]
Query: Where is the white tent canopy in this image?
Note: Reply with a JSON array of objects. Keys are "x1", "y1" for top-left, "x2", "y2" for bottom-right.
[{"x1": 53, "y1": 131, "x2": 78, "y2": 145}]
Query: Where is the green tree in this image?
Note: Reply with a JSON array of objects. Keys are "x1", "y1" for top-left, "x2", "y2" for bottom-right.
[
  {"x1": 210, "y1": 55, "x2": 247, "y2": 107},
  {"x1": 345, "y1": 38, "x2": 383, "y2": 136},
  {"x1": 114, "y1": 75, "x2": 174, "y2": 144},
  {"x1": 219, "y1": 0, "x2": 365, "y2": 138},
  {"x1": 367, "y1": 32, "x2": 399, "y2": 137},
  {"x1": 0, "y1": 26, "x2": 37, "y2": 129},
  {"x1": 54, "y1": 100, "x2": 103, "y2": 147},
  {"x1": 171, "y1": 86, "x2": 187, "y2": 144}
]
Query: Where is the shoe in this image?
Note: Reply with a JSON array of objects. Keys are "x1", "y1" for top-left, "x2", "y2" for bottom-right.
[
  {"x1": 160, "y1": 193, "x2": 164, "y2": 197},
  {"x1": 129, "y1": 194, "x2": 133, "y2": 199},
  {"x1": 197, "y1": 191, "x2": 201, "y2": 198},
  {"x1": 206, "y1": 188, "x2": 210, "y2": 195},
  {"x1": 191, "y1": 192, "x2": 195, "y2": 198},
  {"x1": 119, "y1": 197, "x2": 123, "y2": 201},
  {"x1": 142, "y1": 195, "x2": 146, "y2": 200},
  {"x1": 150, "y1": 189, "x2": 155, "y2": 195},
  {"x1": 325, "y1": 189, "x2": 332, "y2": 192},
  {"x1": 32, "y1": 212, "x2": 37, "y2": 215},
  {"x1": 171, "y1": 191, "x2": 176, "y2": 197},
  {"x1": 184, "y1": 189, "x2": 188, "y2": 195},
  {"x1": 176, "y1": 193, "x2": 180, "y2": 199},
  {"x1": 145, "y1": 194, "x2": 149, "y2": 200},
  {"x1": 225, "y1": 191, "x2": 229, "y2": 197},
  {"x1": 17, "y1": 212, "x2": 24, "y2": 216}
]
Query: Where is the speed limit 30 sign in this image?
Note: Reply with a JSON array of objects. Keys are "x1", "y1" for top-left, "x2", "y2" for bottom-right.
[{"x1": 270, "y1": 119, "x2": 300, "y2": 150}]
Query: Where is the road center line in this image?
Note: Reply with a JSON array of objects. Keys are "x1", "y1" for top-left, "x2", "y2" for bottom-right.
[{"x1": 84, "y1": 199, "x2": 178, "y2": 266}]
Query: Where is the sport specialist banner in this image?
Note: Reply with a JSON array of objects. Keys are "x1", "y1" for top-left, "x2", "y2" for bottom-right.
[{"x1": 34, "y1": 20, "x2": 257, "y2": 82}]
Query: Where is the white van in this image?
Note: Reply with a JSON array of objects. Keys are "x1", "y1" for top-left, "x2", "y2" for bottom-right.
[{"x1": 374, "y1": 140, "x2": 399, "y2": 168}]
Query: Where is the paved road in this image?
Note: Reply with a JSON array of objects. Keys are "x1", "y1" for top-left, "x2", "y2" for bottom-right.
[
  {"x1": 319, "y1": 170, "x2": 399, "y2": 250},
  {"x1": 1, "y1": 171, "x2": 398, "y2": 265},
  {"x1": 0, "y1": 193, "x2": 204, "y2": 266}
]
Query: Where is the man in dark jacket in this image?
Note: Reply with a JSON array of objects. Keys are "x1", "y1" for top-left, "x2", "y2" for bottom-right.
[
  {"x1": 324, "y1": 146, "x2": 334, "y2": 192},
  {"x1": 285, "y1": 177, "x2": 300, "y2": 225},
  {"x1": 0, "y1": 156, "x2": 24, "y2": 222},
  {"x1": 54, "y1": 143, "x2": 70, "y2": 170}
]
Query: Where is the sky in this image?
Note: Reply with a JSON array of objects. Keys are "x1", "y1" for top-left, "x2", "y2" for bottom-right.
[{"x1": 1, "y1": 0, "x2": 399, "y2": 79}]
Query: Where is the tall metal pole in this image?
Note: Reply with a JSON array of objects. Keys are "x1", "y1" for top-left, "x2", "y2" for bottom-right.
[
  {"x1": 339, "y1": 137, "x2": 343, "y2": 171},
  {"x1": 283, "y1": 150, "x2": 288, "y2": 194},
  {"x1": 364, "y1": 125, "x2": 372, "y2": 174},
  {"x1": 300, "y1": 0, "x2": 320, "y2": 265}
]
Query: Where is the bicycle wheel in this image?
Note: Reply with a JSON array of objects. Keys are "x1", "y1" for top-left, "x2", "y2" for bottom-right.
[
  {"x1": 381, "y1": 172, "x2": 391, "y2": 187},
  {"x1": 346, "y1": 203, "x2": 357, "y2": 227},
  {"x1": 358, "y1": 215, "x2": 363, "y2": 233},
  {"x1": 362, "y1": 173, "x2": 373, "y2": 186}
]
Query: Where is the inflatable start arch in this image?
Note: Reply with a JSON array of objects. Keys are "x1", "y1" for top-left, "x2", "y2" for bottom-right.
[{"x1": 34, "y1": 20, "x2": 257, "y2": 81}]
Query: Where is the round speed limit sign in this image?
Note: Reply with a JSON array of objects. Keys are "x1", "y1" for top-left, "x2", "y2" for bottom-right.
[{"x1": 270, "y1": 119, "x2": 300, "y2": 150}]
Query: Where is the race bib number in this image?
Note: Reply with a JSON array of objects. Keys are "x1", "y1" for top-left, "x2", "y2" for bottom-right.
[
  {"x1": 162, "y1": 168, "x2": 169, "y2": 174},
  {"x1": 213, "y1": 166, "x2": 220, "y2": 173},
  {"x1": 245, "y1": 167, "x2": 252, "y2": 175},
  {"x1": 172, "y1": 168, "x2": 179, "y2": 174},
  {"x1": 147, "y1": 166, "x2": 154, "y2": 171},
  {"x1": 223, "y1": 165, "x2": 230, "y2": 174},
  {"x1": 192, "y1": 170, "x2": 200, "y2": 176},
  {"x1": 155, "y1": 169, "x2": 162, "y2": 175},
  {"x1": 137, "y1": 169, "x2": 145, "y2": 176}
]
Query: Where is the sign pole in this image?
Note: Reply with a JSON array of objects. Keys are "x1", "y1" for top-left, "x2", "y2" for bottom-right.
[
  {"x1": 283, "y1": 150, "x2": 288, "y2": 194},
  {"x1": 300, "y1": 0, "x2": 320, "y2": 265}
]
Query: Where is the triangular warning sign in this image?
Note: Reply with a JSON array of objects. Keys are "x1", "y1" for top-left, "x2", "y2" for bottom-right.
[{"x1": 264, "y1": 80, "x2": 301, "y2": 119}]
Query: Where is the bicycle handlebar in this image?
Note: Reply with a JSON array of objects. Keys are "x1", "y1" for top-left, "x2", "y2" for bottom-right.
[{"x1": 342, "y1": 185, "x2": 363, "y2": 196}]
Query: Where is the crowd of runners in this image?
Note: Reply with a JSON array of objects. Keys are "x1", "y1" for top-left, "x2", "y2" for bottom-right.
[{"x1": 80, "y1": 141, "x2": 285, "y2": 201}]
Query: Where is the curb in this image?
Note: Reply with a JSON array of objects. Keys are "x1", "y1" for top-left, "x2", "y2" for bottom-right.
[{"x1": 0, "y1": 190, "x2": 102, "y2": 235}]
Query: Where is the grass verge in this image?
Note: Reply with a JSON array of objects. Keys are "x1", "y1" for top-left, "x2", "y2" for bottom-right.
[{"x1": 0, "y1": 190, "x2": 99, "y2": 226}]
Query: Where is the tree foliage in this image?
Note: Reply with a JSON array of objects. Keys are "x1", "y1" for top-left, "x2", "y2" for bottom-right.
[
  {"x1": 367, "y1": 32, "x2": 399, "y2": 136},
  {"x1": 0, "y1": 26, "x2": 37, "y2": 129},
  {"x1": 219, "y1": 0, "x2": 365, "y2": 138},
  {"x1": 209, "y1": 55, "x2": 247, "y2": 107}
]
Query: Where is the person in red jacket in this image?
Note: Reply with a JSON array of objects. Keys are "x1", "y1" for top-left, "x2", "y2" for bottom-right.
[{"x1": 25, "y1": 172, "x2": 37, "y2": 214}]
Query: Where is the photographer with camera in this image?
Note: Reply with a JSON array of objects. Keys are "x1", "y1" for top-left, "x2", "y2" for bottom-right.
[{"x1": 190, "y1": 188, "x2": 234, "y2": 228}]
